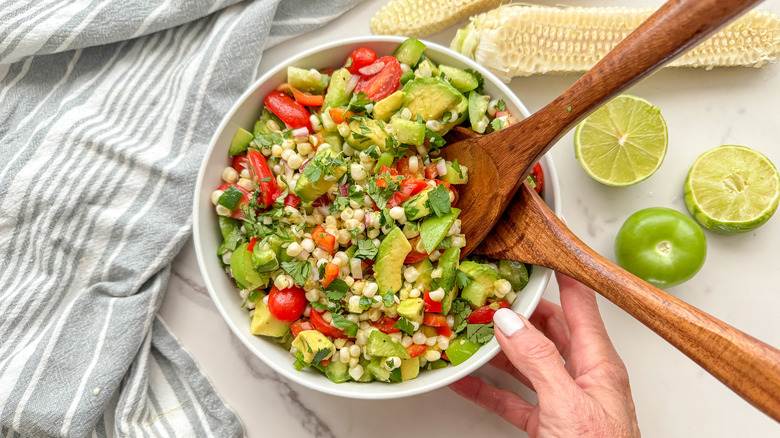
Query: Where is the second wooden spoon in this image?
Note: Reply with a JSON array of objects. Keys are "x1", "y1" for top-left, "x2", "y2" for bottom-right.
[{"x1": 476, "y1": 183, "x2": 780, "y2": 422}]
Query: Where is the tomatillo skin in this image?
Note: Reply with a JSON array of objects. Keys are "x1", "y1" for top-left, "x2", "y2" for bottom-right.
[{"x1": 614, "y1": 207, "x2": 707, "y2": 289}]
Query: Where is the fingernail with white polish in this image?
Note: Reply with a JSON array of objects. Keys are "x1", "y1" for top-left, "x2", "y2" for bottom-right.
[{"x1": 493, "y1": 308, "x2": 525, "y2": 337}]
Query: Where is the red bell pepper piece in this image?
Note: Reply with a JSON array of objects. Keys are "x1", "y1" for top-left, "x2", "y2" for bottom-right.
[
  {"x1": 310, "y1": 310, "x2": 351, "y2": 339},
  {"x1": 406, "y1": 344, "x2": 428, "y2": 358},
  {"x1": 328, "y1": 108, "x2": 354, "y2": 124},
  {"x1": 247, "y1": 150, "x2": 276, "y2": 208},
  {"x1": 387, "y1": 178, "x2": 428, "y2": 208},
  {"x1": 321, "y1": 262, "x2": 339, "y2": 288},
  {"x1": 312, "y1": 225, "x2": 336, "y2": 254},
  {"x1": 423, "y1": 313, "x2": 448, "y2": 328},
  {"x1": 264, "y1": 90, "x2": 312, "y2": 130},
  {"x1": 423, "y1": 290, "x2": 442, "y2": 313},
  {"x1": 435, "y1": 325, "x2": 453, "y2": 338},
  {"x1": 467, "y1": 301, "x2": 511, "y2": 325},
  {"x1": 371, "y1": 316, "x2": 401, "y2": 334},
  {"x1": 247, "y1": 237, "x2": 258, "y2": 252},
  {"x1": 290, "y1": 86, "x2": 324, "y2": 107},
  {"x1": 290, "y1": 319, "x2": 314, "y2": 338}
]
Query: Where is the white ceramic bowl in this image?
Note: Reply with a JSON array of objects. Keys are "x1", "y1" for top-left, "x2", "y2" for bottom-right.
[{"x1": 193, "y1": 36, "x2": 561, "y2": 399}]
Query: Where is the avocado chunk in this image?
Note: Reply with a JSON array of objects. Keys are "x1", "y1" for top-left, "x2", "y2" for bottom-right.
[
  {"x1": 459, "y1": 261, "x2": 500, "y2": 307},
  {"x1": 401, "y1": 77, "x2": 468, "y2": 134},
  {"x1": 397, "y1": 298, "x2": 425, "y2": 324},
  {"x1": 445, "y1": 336, "x2": 481, "y2": 366},
  {"x1": 400, "y1": 356, "x2": 421, "y2": 381},
  {"x1": 412, "y1": 258, "x2": 434, "y2": 291},
  {"x1": 229, "y1": 127, "x2": 254, "y2": 156},
  {"x1": 323, "y1": 68, "x2": 353, "y2": 109},
  {"x1": 253, "y1": 109, "x2": 284, "y2": 138},
  {"x1": 230, "y1": 242, "x2": 269, "y2": 290},
  {"x1": 402, "y1": 187, "x2": 433, "y2": 221},
  {"x1": 438, "y1": 161, "x2": 468, "y2": 185},
  {"x1": 438, "y1": 65, "x2": 479, "y2": 93},
  {"x1": 435, "y1": 247, "x2": 461, "y2": 314},
  {"x1": 393, "y1": 38, "x2": 427, "y2": 66},
  {"x1": 468, "y1": 91, "x2": 490, "y2": 132},
  {"x1": 373, "y1": 152, "x2": 394, "y2": 174},
  {"x1": 252, "y1": 245, "x2": 279, "y2": 273},
  {"x1": 373, "y1": 91, "x2": 405, "y2": 122},
  {"x1": 344, "y1": 118, "x2": 389, "y2": 151},
  {"x1": 287, "y1": 66, "x2": 329, "y2": 94},
  {"x1": 366, "y1": 330, "x2": 411, "y2": 359},
  {"x1": 390, "y1": 117, "x2": 425, "y2": 146},
  {"x1": 498, "y1": 259, "x2": 531, "y2": 291},
  {"x1": 322, "y1": 132, "x2": 343, "y2": 151},
  {"x1": 420, "y1": 207, "x2": 460, "y2": 253},
  {"x1": 366, "y1": 357, "x2": 393, "y2": 382},
  {"x1": 314, "y1": 359, "x2": 350, "y2": 383},
  {"x1": 292, "y1": 330, "x2": 334, "y2": 363},
  {"x1": 250, "y1": 297, "x2": 291, "y2": 337},
  {"x1": 375, "y1": 227, "x2": 412, "y2": 294},
  {"x1": 294, "y1": 145, "x2": 346, "y2": 203}
]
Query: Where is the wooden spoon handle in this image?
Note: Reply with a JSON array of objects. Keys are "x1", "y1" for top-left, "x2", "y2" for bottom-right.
[
  {"x1": 496, "y1": 0, "x2": 762, "y2": 176},
  {"x1": 478, "y1": 185, "x2": 780, "y2": 421}
]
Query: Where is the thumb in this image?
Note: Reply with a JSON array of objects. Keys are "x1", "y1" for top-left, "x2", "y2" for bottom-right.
[{"x1": 493, "y1": 308, "x2": 577, "y2": 397}]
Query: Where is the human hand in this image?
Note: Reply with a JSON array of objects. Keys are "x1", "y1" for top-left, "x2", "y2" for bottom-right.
[{"x1": 449, "y1": 272, "x2": 640, "y2": 437}]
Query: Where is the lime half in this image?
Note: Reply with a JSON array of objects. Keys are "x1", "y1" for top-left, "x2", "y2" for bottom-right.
[
  {"x1": 684, "y1": 145, "x2": 780, "y2": 234},
  {"x1": 574, "y1": 95, "x2": 668, "y2": 186}
]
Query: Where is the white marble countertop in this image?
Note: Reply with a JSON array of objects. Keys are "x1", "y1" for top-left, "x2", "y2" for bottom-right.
[{"x1": 161, "y1": 0, "x2": 780, "y2": 436}]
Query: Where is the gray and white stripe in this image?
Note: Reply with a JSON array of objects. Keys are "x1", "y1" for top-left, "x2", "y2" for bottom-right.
[{"x1": 0, "y1": 0, "x2": 363, "y2": 436}]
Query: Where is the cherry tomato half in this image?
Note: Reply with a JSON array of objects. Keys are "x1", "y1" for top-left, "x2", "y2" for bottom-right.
[
  {"x1": 264, "y1": 91, "x2": 312, "y2": 130},
  {"x1": 354, "y1": 56, "x2": 401, "y2": 101},
  {"x1": 344, "y1": 47, "x2": 378, "y2": 74},
  {"x1": 614, "y1": 207, "x2": 707, "y2": 289},
  {"x1": 267, "y1": 285, "x2": 307, "y2": 322},
  {"x1": 529, "y1": 162, "x2": 544, "y2": 195}
]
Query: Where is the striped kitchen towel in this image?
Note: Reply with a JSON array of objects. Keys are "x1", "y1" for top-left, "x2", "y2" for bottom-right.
[{"x1": 0, "y1": 0, "x2": 363, "y2": 436}]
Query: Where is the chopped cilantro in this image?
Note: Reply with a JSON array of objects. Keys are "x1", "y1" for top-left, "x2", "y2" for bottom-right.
[
  {"x1": 364, "y1": 145, "x2": 380, "y2": 159},
  {"x1": 368, "y1": 173, "x2": 401, "y2": 209},
  {"x1": 325, "y1": 279, "x2": 349, "y2": 301},
  {"x1": 293, "y1": 358, "x2": 308, "y2": 370},
  {"x1": 254, "y1": 131, "x2": 282, "y2": 149},
  {"x1": 393, "y1": 317, "x2": 415, "y2": 336},
  {"x1": 331, "y1": 313, "x2": 358, "y2": 337},
  {"x1": 441, "y1": 111, "x2": 452, "y2": 124},
  {"x1": 359, "y1": 296, "x2": 373, "y2": 310},
  {"x1": 247, "y1": 290, "x2": 262, "y2": 303},
  {"x1": 280, "y1": 260, "x2": 311, "y2": 286},
  {"x1": 347, "y1": 92, "x2": 373, "y2": 114},
  {"x1": 303, "y1": 161, "x2": 323, "y2": 182},
  {"x1": 566, "y1": 106, "x2": 572, "y2": 112},
  {"x1": 451, "y1": 159, "x2": 464, "y2": 179},
  {"x1": 455, "y1": 270, "x2": 471, "y2": 289},
  {"x1": 312, "y1": 348, "x2": 331, "y2": 364},
  {"x1": 354, "y1": 239, "x2": 378, "y2": 260},
  {"x1": 382, "y1": 289, "x2": 395, "y2": 307},
  {"x1": 379, "y1": 208, "x2": 394, "y2": 228},
  {"x1": 451, "y1": 299, "x2": 472, "y2": 333},
  {"x1": 426, "y1": 183, "x2": 451, "y2": 217},
  {"x1": 490, "y1": 118, "x2": 504, "y2": 132},
  {"x1": 496, "y1": 99, "x2": 506, "y2": 111},
  {"x1": 466, "y1": 323, "x2": 495, "y2": 344},
  {"x1": 424, "y1": 128, "x2": 446, "y2": 151}
]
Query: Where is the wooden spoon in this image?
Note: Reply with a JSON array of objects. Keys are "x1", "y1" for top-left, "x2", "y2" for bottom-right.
[
  {"x1": 475, "y1": 183, "x2": 780, "y2": 422},
  {"x1": 440, "y1": 0, "x2": 763, "y2": 256}
]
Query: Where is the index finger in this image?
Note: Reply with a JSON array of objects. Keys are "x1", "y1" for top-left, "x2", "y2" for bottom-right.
[{"x1": 556, "y1": 272, "x2": 622, "y2": 378}]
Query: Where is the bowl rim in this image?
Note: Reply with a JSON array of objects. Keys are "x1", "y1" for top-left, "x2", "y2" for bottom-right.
[{"x1": 193, "y1": 35, "x2": 562, "y2": 399}]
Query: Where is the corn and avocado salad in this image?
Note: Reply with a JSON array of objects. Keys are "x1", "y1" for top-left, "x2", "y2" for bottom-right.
[{"x1": 211, "y1": 38, "x2": 541, "y2": 383}]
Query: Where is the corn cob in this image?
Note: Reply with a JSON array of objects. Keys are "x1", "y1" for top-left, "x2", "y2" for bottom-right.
[
  {"x1": 370, "y1": 0, "x2": 503, "y2": 38},
  {"x1": 450, "y1": 5, "x2": 780, "y2": 80}
]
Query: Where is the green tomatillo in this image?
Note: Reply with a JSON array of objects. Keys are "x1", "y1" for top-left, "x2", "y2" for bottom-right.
[{"x1": 614, "y1": 207, "x2": 707, "y2": 289}]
